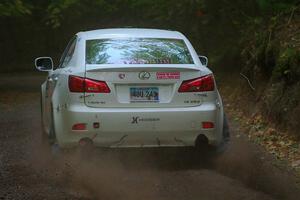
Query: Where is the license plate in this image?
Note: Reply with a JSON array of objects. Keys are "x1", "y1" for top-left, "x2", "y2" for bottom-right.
[{"x1": 130, "y1": 87, "x2": 159, "y2": 102}]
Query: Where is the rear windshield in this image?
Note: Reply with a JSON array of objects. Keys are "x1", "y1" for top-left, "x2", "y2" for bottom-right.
[{"x1": 86, "y1": 38, "x2": 194, "y2": 64}]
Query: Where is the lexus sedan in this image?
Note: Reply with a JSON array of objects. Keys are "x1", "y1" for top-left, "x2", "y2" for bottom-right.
[{"x1": 35, "y1": 28, "x2": 229, "y2": 151}]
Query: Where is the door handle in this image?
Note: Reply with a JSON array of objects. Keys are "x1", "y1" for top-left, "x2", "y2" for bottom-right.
[{"x1": 48, "y1": 77, "x2": 53, "y2": 82}]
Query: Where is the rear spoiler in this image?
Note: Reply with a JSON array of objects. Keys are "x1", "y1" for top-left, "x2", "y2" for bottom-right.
[{"x1": 85, "y1": 64, "x2": 201, "y2": 72}]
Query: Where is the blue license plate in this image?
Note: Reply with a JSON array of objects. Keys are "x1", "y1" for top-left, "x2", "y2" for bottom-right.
[{"x1": 130, "y1": 87, "x2": 159, "y2": 102}]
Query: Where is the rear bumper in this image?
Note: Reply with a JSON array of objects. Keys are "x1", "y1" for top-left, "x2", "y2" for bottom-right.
[{"x1": 53, "y1": 103, "x2": 223, "y2": 148}]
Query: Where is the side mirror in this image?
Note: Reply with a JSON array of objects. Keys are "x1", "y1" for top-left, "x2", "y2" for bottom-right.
[
  {"x1": 198, "y1": 55, "x2": 208, "y2": 66},
  {"x1": 35, "y1": 57, "x2": 53, "y2": 72}
]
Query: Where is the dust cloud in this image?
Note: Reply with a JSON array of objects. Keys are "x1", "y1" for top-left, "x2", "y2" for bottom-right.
[
  {"x1": 28, "y1": 130, "x2": 299, "y2": 200},
  {"x1": 16, "y1": 94, "x2": 299, "y2": 200}
]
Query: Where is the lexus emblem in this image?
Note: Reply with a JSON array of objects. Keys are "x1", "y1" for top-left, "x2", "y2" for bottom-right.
[
  {"x1": 118, "y1": 73, "x2": 125, "y2": 79},
  {"x1": 138, "y1": 71, "x2": 151, "y2": 80}
]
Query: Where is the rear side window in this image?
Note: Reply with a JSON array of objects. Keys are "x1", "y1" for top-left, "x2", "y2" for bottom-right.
[{"x1": 86, "y1": 38, "x2": 194, "y2": 64}]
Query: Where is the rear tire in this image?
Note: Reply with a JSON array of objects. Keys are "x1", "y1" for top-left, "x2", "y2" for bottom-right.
[
  {"x1": 40, "y1": 94, "x2": 51, "y2": 154},
  {"x1": 40, "y1": 99, "x2": 60, "y2": 156},
  {"x1": 195, "y1": 114, "x2": 230, "y2": 156},
  {"x1": 223, "y1": 114, "x2": 230, "y2": 141},
  {"x1": 214, "y1": 114, "x2": 230, "y2": 154}
]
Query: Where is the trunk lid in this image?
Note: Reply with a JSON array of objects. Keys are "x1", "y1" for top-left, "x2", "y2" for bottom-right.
[{"x1": 84, "y1": 64, "x2": 205, "y2": 108}]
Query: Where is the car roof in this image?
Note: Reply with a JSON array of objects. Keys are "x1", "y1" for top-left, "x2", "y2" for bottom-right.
[{"x1": 77, "y1": 28, "x2": 186, "y2": 40}]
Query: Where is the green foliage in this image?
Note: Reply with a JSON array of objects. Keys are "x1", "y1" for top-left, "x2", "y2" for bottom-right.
[
  {"x1": 46, "y1": 0, "x2": 80, "y2": 28},
  {"x1": 257, "y1": 40, "x2": 279, "y2": 76},
  {"x1": 0, "y1": 0, "x2": 299, "y2": 69},
  {"x1": 272, "y1": 48, "x2": 300, "y2": 84},
  {"x1": 256, "y1": 0, "x2": 298, "y2": 12},
  {"x1": 0, "y1": 0, "x2": 31, "y2": 17},
  {"x1": 263, "y1": 80, "x2": 300, "y2": 131},
  {"x1": 41, "y1": 0, "x2": 205, "y2": 28},
  {"x1": 240, "y1": 28, "x2": 279, "y2": 81}
]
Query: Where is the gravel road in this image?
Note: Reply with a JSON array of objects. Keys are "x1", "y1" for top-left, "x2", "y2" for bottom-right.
[{"x1": 0, "y1": 73, "x2": 299, "y2": 200}]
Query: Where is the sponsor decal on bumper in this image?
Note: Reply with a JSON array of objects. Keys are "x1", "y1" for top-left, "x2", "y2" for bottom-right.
[{"x1": 131, "y1": 116, "x2": 160, "y2": 124}]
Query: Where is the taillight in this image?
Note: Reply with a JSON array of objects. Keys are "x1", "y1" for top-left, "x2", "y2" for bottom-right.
[
  {"x1": 69, "y1": 76, "x2": 85, "y2": 92},
  {"x1": 178, "y1": 75, "x2": 214, "y2": 93},
  {"x1": 69, "y1": 75, "x2": 110, "y2": 93}
]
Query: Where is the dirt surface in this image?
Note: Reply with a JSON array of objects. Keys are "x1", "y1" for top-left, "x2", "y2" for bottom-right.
[{"x1": 0, "y1": 73, "x2": 300, "y2": 200}]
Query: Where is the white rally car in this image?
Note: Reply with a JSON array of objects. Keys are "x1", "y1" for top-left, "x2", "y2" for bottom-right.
[{"x1": 35, "y1": 28, "x2": 229, "y2": 151}]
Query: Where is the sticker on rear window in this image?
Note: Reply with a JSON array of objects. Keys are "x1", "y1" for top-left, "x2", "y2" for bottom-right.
[{"x1": 156, "y1": 72, "x2": 180, "y2": 80}]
